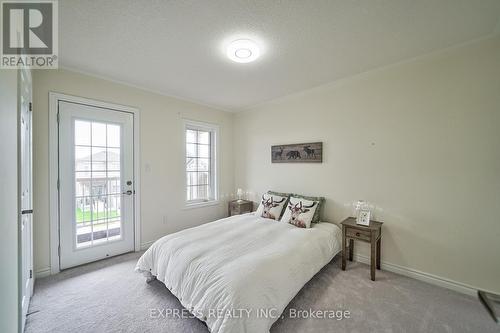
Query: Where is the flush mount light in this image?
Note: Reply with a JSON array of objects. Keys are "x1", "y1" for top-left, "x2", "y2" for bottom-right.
[{"x1": 226, "y1": 39, "x2": 260, "y2": 63}]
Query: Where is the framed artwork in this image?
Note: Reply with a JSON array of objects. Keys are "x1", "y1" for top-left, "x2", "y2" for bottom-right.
[
  {"x1": 356, "y1": 210, "x2": 371, "y2": 226},
  {"x1": 271, "y1": 142, "x2": 323, "y2": 163}
]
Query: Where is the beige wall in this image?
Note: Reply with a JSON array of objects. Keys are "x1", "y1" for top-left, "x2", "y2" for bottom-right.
[
  {"x1": 233, "y1": 36, "x2": 500, "y2": 292},
  {"x1": 32, "y1": 36, "x2": 500, "y2": 292},
  {"x1": 0, "y1": 71, "x2": 19, "y2": 333},
  {"x1": 32, "y1": 69, "x2": 234, "y2": 274}
]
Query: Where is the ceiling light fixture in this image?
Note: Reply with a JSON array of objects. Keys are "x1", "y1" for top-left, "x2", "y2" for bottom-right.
[{"x1": 227, "y1": 39, "x2": 260, "y2": 63}]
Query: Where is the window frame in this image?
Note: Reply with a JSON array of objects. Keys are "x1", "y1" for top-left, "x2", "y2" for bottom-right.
[{"x1": 182, "y1": 119, "x2": 219, "y2": 208}]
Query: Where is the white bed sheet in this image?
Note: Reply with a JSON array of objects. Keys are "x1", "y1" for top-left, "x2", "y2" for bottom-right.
[{"x1": 136, "y1": 213, "x2": 341, "y2": 333}]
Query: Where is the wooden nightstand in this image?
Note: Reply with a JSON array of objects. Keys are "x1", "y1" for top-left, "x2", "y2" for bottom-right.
[
  {"x1": 228, "y1": 200, "x2": 253, "y2": 217},
  {"x1": 341, "y1": 217, "x2": 383, "y2": 281}
]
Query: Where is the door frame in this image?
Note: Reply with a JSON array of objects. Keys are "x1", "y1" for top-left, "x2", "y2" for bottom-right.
[
  {"x1": 18, "y1": 67, "x2": 34, "y2": 333},
  {"x1": 48, "y1": 92, "x2": 141, "y2": 275}
]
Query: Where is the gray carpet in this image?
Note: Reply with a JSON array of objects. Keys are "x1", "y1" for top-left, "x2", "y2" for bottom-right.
[{"x1": 26, "y1": 252, "x2": 497, "y2": 333}]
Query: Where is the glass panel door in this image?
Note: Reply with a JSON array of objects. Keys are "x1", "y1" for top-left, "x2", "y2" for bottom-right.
[{"x1": 58, "y1": 100, "x2": 134, "y2": 270}]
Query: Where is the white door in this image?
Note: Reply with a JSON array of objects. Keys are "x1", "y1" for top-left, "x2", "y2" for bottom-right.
[
  {"x1": 19, "y1": 68, "x2": 34, "y2": 333},
  {"x1": 58, "y1": 101, "x2": 135, "y2": 269}
]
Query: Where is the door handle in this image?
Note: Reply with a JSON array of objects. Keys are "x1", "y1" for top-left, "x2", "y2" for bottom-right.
[
  {"x1": 21, "y1": 209, "x2": 33, "y2": 215},
  {"x1": 122, "y1": 190, "x2": 133, "y2": 196}
]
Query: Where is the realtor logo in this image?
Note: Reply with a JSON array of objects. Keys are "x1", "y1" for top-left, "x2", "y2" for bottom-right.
[{"x1": 1, "y1": 0, "x2": 58, "y2": 68}]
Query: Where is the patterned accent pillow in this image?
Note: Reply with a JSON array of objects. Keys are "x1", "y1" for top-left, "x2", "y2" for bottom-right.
[
  {"x1": 280, "y1": 197, "x2": 319, "y2": 228},
  {"x1": 292, "y1": 193, "x2": 325, "y2": 223},
  {"x1": 267, "y1": 190, "x2": 291, "y2": 219},
  {"x1": 255, "y1": 194, "x2": 288, "y2": 221}
]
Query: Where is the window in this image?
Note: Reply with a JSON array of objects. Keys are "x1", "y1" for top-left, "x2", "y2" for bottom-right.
[
  {"x1": 184, "y1": 120, "x2": 218, "y2": 206},
  {"x1": 74, "y1": 120, "x2": 122, "y2": 247}
]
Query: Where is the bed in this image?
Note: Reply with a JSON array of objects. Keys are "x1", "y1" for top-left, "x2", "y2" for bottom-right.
[{"x1": 135, "y1": 212, "x2": 341, "y2": 333}]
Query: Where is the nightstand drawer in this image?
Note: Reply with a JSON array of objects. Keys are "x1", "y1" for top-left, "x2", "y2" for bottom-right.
[
  {"x1": 346, "y1": 228, "x2": 371, "y2": 242},
  {"x1": 230, "y1": 206, "x2": 241, "y2": 214}
]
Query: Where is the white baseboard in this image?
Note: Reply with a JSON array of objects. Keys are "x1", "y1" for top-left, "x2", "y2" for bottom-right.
[
  {"x1": 354, "y1": 254, "x2": 477, "y2": 296},
  {"x1": 140, "y1": 240, "x2": 156, "y2": 251},
  {"x1": 37, "y1": 244, "x2": 477, "y2": 296},
  {"x1": 35, "y1": 244, "x2": 153, "y2": 278},
  {"x1": 35, "y1": 267, "x2": 51, "y2": 278}
]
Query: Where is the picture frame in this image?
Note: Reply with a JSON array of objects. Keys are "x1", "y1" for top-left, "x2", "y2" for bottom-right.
[
  {"x1": 356, "y1": 210, "x2": 371, "y2": 226},
  {"x1": 271, "y1": 142, "x2": 323, "y2": 163}
]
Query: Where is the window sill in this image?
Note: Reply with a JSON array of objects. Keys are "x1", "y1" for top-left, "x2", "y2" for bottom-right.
[{"x1": 184, "y1": 200, "x2": 220, "y2": 210}]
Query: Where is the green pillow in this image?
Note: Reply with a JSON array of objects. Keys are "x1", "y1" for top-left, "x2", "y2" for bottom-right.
[
  {"x1": 267, "y1": 190, "x2": 291, "y2": 219},
  {"x1": 292, "y1": 193, "x2": 325, "y2": 223},
  {"x1": 267, "y1": 190, "x2": 291, "y2": 198}
]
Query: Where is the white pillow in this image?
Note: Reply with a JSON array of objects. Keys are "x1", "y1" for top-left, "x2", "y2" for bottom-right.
[
  {"x1": 280, "y1": 197, "x2": 319, "y2": 228},
  {"x1": 255, "y1": 194, "x2": 288, "y2": 220}
]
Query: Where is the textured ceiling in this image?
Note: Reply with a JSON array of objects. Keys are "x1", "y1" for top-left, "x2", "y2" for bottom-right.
[{"x1": 60, "y1": 0, "x2": 500, "y2": 111}]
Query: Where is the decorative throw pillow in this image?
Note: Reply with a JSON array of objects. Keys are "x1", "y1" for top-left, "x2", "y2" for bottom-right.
[
  {"x1": 292, "y1": 193, "x2": 325, "y2": 223},
  {"x1": 267, "y1": 190, "x2": 291, "y2": 198},
  {"x1": 267, "y1": 190, "x2": 291, "y2": 219},
  {"x1": 280, "y1": 196, "x2": 319, "y2": 228},
  {"x1": 255, "y1": 194, "x2": 288, "y2": 221}
]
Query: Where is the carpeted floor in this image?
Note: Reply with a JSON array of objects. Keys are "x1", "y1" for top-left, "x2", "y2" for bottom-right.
[{"x1": 25, "y1": 252, "x2": 497, "y2": 333}]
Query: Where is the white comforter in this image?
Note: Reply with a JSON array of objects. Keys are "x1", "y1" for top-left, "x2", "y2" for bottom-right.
[{"x1": 135, "y1": 213, "x2": 341, "y2": 333}]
